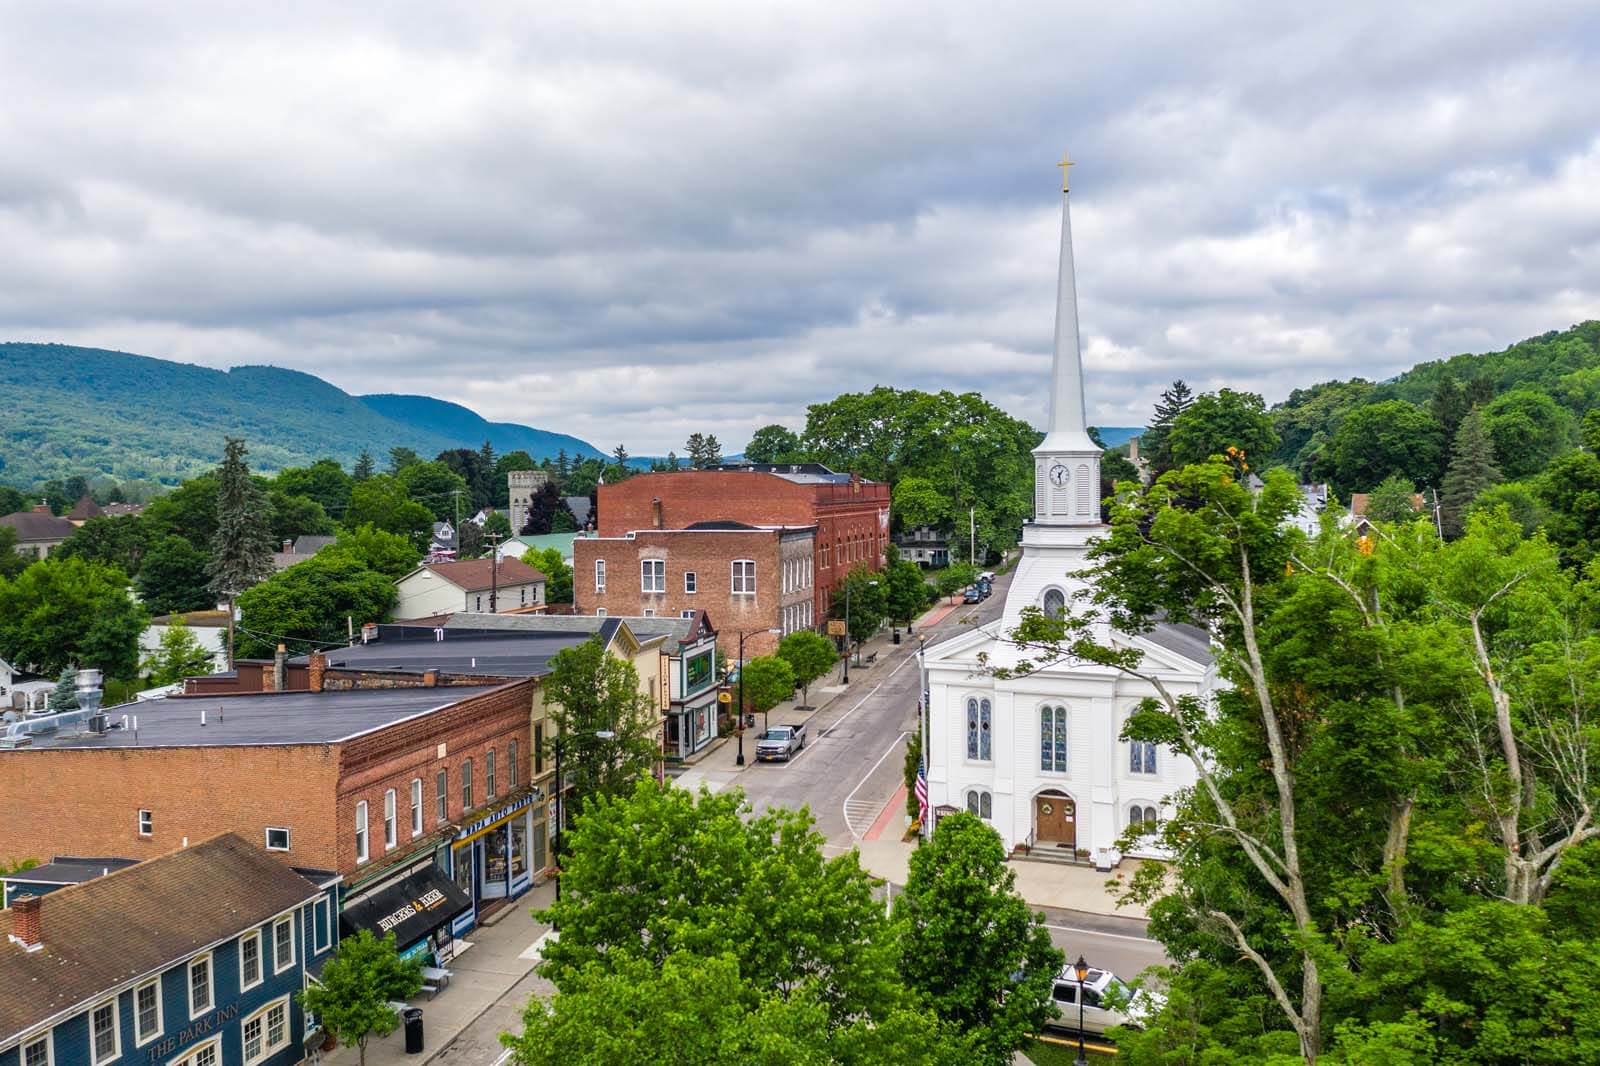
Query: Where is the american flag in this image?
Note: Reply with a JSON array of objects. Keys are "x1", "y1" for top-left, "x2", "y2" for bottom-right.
[{"x1": 914, "y1": 758, "x2": 929, "y2": 823}]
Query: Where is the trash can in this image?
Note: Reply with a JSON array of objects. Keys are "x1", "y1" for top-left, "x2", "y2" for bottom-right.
[
  {"x1": 403, "y1": 1008, "x2": 424, "y2": 1054},
  {"x1": 892, "y1": 630, "x2": 901, "y2": 645}
]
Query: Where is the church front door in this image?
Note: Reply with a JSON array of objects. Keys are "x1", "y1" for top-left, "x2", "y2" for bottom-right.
[{"x1": 1034, "y1": 794, "x2": 1076, "y2": 850}]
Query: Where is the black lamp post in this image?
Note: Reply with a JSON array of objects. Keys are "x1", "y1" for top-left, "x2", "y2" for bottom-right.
[
  {"x1": 552, "y1": 726, "x2": 615, "y2": 906},
  {"x1": 840, "y1": 578, "x2": 878, "y2": 685},
  {"x1": 732, "y1": 627, "x2": 782, "y2": 757},
  {"x1": 1073, "y1": 954, "x2": 1090, "y2": 1065}
]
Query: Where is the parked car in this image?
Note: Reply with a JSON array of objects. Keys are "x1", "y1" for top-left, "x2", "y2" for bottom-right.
[
  {"x1": 754, "y1": 723, "x2": 807, "y2": 761},
  {"x1": 979, "y1": 571, "x2": 996, "y2": 584},
  {"x1": 962, "y1": 586, "x2": 983, "y2": 604},
  {"x1": 1044, "y1": 965, "x2": 1163, "y2": 1035}
]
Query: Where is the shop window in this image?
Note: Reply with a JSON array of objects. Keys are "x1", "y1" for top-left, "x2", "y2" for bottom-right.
[
  {"x1": 534, "y1": 724, "x2": 545, "y2": 774},
  {"x1": 242, "y1": 998, "x2": 289, "y2": 1065},
  {"x1": 176, "y1": 1039, "x2": 220, "y2": 1066}
]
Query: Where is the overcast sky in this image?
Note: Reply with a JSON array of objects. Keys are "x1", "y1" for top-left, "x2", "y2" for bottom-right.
[{"x1": 3, "y1": 3, "x2": 1598, "y2": 454}]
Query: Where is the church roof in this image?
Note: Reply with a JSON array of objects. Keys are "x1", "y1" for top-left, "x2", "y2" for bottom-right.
[{"x1": 1143, "y1": 622, "x2": 1214, "y2": 665}]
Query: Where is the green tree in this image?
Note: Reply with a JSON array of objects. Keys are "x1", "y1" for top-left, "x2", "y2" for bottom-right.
[
  {"x1": 1270, "y1": 378, "x2": 1375, "y2": 480},
  {"x1": 0, "y1": 557, "x2": 145, "y2": 677},
  {"x1": 833, "y1": 567, "x2": 885, "y2": 655},
  {"x1": 744, "y1": 424, "x2": 805, "y2": 464},
  {"x1": 136, "y1": 535, "x2": 214, "y2": 615},
  {"x1": 234, "y1": 553, "x2": 397, "y2": 659},
  {"x1": 141, "y1": 474, "x2": 220, "y2": 553},
  {"x1": 524, "y1": 547, "x2": 572, "y2": 604},
  {"x1": 0, "y1": 527, "x2": 26, "y2": 579},
  {"x1": 0, "y1": 485, "x2": 25, "y2": 515},
  {"x1": 47, "y1": 667, "x2": 79, "y2": 712},
  {"x1": 352, "y1": 450, "x2": 375, "y2": 481},
  {"x1": 346, "y1": 475, "x2": 435, "y2": 547},
  {"x1": 935, "y1": 562, "x2": 977, "y2": 603},
  {"x1": 1329, "y1": 400, "x2": 1447, "y2": 493},
  {"x1": 437, "y1": 447, "x2": 495, "y2": 510},
  {"x1": 329, "y1": 524, "x2": 421, "y2": 581},
  {"x1": 882, "y1": 556, "x2": 928, "y2": 626},
  {"x1": 1141, "y1": 378, "x2": 1194, "y2": 471},
  {"x1": 891, "y1": 475, "x2": 948, "y2": 531},
  {"x1": 397, "y1": 460, "x2": 470, "y2": 522},
  {"x1": 895, "y1": 812, "x2": 1063, "y2": 1066},
  {"x1": 387, "y1": 446, "x2": 423, "y2": 474},
  {"x1": 1481, "y1": 388, "x2": 1573, "y2": 480},
  {"x1": 142, "y1": 617, "x2": 216, "y2": 684},
  {"x1": 541, "y1": 638, "x2": 660, "y2": 820},
  {"x1": 517, "y1": 480, "x2": 572, "y2": 536},
  {"x1": 1166, "y1": 389, "x2": 1279, "y2": 470},
  {"x1": 53, "y1": 514, "x2": 150, "y2": 576},
  {"x1": 739, "y1": 655, "x2": 795, "y2": 723},
  {"x1": 903, "y1": 729, "x2": 923, "y2": 822},
  {"x1": 272, "y1": 458, "x2": 354, "y2": 516},
  {"x1": 298, "y1": 929, "x2": 423, "y2": 1066},
  {"x1": 267, "y1": 488, "x2": 334, "y2": 542},
  {"x1": 777, "y1": 630, "x2": 836, "y2": 709},
  {"x1": 1364, "y1": 472, "x2": 1423, "y2": 525},
  {"x1": 1439, "y1": 407, "x2": 1502, "y2": 537},
  {"x1": 482, "y1": 511, "x2": 512, "y2": 540},
  {"x1": 685, "y1": 433, "x2": 724, "y2": 469},
  {"x1": 1534, "y1": 450, "x2": 1600, "y2": 567},
  {"x1": 208, "y1": 438, "x2": 275, "y2": 666},
  {"x1": 1469, "y1": 481, "x2": 1548, "y2": 539}
]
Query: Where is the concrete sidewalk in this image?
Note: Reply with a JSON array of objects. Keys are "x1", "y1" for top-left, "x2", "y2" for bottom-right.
[{"x1": 322, "y1": 882, "x2": 555, "y2": 1065}]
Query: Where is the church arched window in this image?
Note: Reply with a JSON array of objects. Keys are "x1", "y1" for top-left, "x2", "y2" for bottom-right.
[
  {"x1": 966, "y1": 698, "x2": 978, "y2": 759},
  {"x1": 979, "y1": 698, "x2": 992, "y2": 760},
  {"x1": 1130, "y1": 741, "x2": 1157, "y2": 775},
  {"x1": 1129, "y1": 805, "x2": 1159, "y2": 830},
  {"x1": 966, "y1": 789, "x2": 992, "y2": 819},
  {"x1": 1042, "y1": 588, "x2": 1066, "y2": 621},
  {"x1": 1040, "y1": 705, "x2": 1068, "y2": 772}
]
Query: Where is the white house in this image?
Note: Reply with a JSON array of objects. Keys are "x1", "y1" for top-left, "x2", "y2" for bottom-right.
[
  {"x1": 920, "y1": 159, "x2": 1216, "y2": 867},
  {"x1": 394, "y1": 558, "x2": 548, "y2": 620}
]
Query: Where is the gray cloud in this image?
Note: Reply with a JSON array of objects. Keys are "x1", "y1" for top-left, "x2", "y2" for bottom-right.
[{"x1": 2, "y1": 1, "x2": 1598, "y2": 453}]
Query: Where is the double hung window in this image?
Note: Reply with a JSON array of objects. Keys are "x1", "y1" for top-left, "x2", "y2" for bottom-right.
[
  {"x1": 731, "y1": 560, "x2": 756, "y2": 595},
  {"x1": 641, "y1": 559, "x2": 665, "y2": 593}
]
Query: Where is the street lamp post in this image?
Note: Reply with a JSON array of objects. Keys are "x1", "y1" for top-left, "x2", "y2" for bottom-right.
[
  {"x1": 1073, "y1": 954, "x2": 1090, "y2": 1065},
  {"x1": 552, "y1": 726, "x2": 616, "y2": 906},
  {"x1": 733, "y1": 627, "x2": 783, "y2": 750},
  {"x1": 841, "y1": 578, "x2": 878, "y2": 685}
]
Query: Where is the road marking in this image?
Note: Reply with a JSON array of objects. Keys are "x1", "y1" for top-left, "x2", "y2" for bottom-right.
[
  {"x1": 1043, "y1": 923, "x2": 1155, "y2": 943},
  {"x1": 842, "y1": 731, "x2": 911, "y2": 839},
  {"x1": 791, "y1": 650, "x2": 918, "y2": 767}
]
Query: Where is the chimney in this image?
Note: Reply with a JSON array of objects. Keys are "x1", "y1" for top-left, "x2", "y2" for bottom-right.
[
  {"x1": 423, "y1": 668, "x2": 439, "y2": 688},
  {"x1": 651, "y1": 498, "x2": 663, "y2": 530},
  {"x1": 10, "y1": 896, "x2": 42, "y2": 951},
  {"x1": 308, "y1": 652, "x2": 327, "y2": 693},
  {"x1": 272, "y1": 644, "x2": 287, "y2": 692},
  {"x1": 283, "y1": 538, "x2": 294, "y2": 553}
]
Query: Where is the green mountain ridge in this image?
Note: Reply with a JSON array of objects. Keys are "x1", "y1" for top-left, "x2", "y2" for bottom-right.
[{"x1": 0, "y1": 342, "x2": 605, "y2": 489}]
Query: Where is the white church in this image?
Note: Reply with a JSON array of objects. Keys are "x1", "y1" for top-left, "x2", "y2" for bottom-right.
[{"x1": 921, "y1": 157, "x2": 1216, "y2": 867}]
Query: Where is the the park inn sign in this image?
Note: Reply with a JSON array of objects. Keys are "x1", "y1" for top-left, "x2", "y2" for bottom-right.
[{"x1": 143, "y1": 1003, "x2": 240, "y2": 1061}]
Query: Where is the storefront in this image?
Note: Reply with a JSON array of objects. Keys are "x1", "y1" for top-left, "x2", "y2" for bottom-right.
[
  {"x1": 665, "y1": 638, "x2": 721, "y2": 759},
  {"x1": 340, "y1": 860, "x2": 473, "y2": 963},
  {"x1": 448, "y1": 788, "x2": 542, "y2": 937}
]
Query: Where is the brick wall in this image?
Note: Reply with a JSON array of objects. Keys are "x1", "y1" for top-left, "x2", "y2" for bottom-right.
[
  {"x1": 335, "y1": 681, "x2": 537, "y2": 875},
  {"x1": 575, "y1": 530, "x2": 786, "y2": 657},
  {"x1": 0, "y1": 745, "x2": 340, "y2": 869},
  {"x1": 595, "y1": 471, "x2": 814, "y2": 535}
]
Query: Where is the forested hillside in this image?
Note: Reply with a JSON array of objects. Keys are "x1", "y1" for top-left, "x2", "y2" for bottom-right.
[{"x1": 0, "y1": 343, "x2": 602, "y2": 488}]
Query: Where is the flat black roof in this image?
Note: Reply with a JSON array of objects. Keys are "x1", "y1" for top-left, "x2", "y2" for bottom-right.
[
  {"x1": 298, "y1": 626, "x2": 603, "y2": 678},
  {"x1": 10, "y1": 686, "x2": 497, "y2": 750},
  {"x1": 1, "y1": 857, "x2": 138, "y2": 885}
]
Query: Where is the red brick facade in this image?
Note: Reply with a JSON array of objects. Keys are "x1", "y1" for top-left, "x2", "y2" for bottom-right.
[
  {"x1": 574, "y1": 529, "x2": 812, "y2": 658},
  {"x1": 594, "y1": 469, "x2": 890, "y2": 620}
]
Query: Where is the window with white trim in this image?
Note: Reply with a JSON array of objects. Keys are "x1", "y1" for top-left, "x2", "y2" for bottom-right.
[
  {"x1": 176, "y1": 1038, "x2": 220, "y2": 1066},
  {"x1": 641, "y1": 559, "x2": 665, "y2": 593},
  {"x1": 21, "y1": 1034, "x2": 50, "y2": 1066},
  {"x1": 189, "y1": 953, "x2": 214, "y2": 1017},
  {"x1": 412, "y1": 778, "x2": 424, "y2": 836},
  {"x1": 436, "y1": 770, "x2": 448, "y2": 822},
  {"x1": 273, "y1": 915, "x2": 295, "y2": 973},
  {"x1": 91, "y1": 999, "x2": 120, "y2": 1065},
  {"x1": 487, "y1": 748, "x2": 497, "y2": 799},
  {"x1": 384, "y1": 788, "x2": 397, "y2": 849},
  {"x1": 509, "y1": 741, "x2": 519, "y2": 790},
  {"x1": 1130, "y1": 805, "x2": 1159, "y2": 831},
  {"x1": 355, "y1": 800, "x2": 369, "y2": 864},
  {"x1": 242, "y1": 997, "x2": 290, "y2": 1065},
  {"x1": 463, "y1": 758, "x2": 474, "y2": 809},
  {"x1": 1130, "y1": 741, "x2": 1157, "y2": 775},
  {"x1": 731, "y1": 559, "x2": 755, "y2": 595},
  {"x1": 965, "y1": 789, "x2": 993, "y2": 819},
  {"x1": 1040, "y1": 705, "x2": 1068, "y2": 773},
  {"x1": 135, "y1": 978, "x2": 163, "y2": 1046},
  {"x1": 965, "y1": 697, "x2": 992, "y2": 761},
  {"x1": 596, "y1": 607, "x2": 606, "y2": 617},
  {"x1": 684, "y1": 570, "x2": 696, "y2": 594},
  {"x1": 240, "y1": 928, "x2": 263, "y2": 990},
  {"x1": 315, "y1": 896, "x2": 331, "y2": 953},
  {"x1": 594, "y1": 559, "x2": 606, "y2": 592},
  {"x1": 264, "y1": 826, "x2": 290, "y2": 851},
  {"x1": 138, "y1": 808, "x2": 152, "y2": 836}
]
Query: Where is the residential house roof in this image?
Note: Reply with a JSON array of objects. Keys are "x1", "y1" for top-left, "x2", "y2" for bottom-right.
[
  {"x1": 66, "y1": 495, "x2": 102, "y2": 522},
  {"x1": 0, "y1": 510, "x2": 77, "y2": 543},
  {"x1": 564, "y1": 496, "x2": 593, "y2": 528},
  {"x1": 148, "y1": 610, "x2": 231, "y2": 628},
  {"x1": 1348, "y1": 492, "x2": 1424, "y2": 516},
  {"x1": 292, "y1": 534, "x2": 337, "y2": 555},
  {"x1": 501, "y1": 533, "x2": 579, "y2": 562},
  {"x1": 0, "y1": 833, "x2": 325, "y2": 1044},
  {"x1": 100, "y1": 502, "x2": 144, "y2": 518},
  {"x1": 406, "y1": 558, "x2": 547, "y2": 593},
  {"x1": 442, "y1": 609, "x2": 716, "y2": 652}
]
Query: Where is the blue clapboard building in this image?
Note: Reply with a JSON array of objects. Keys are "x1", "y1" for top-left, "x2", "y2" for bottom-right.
[{"x1": 0, "y1": 834, "x2": 339, "y2": 1066}]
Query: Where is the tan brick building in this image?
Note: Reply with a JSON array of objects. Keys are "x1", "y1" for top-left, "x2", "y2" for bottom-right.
[{"x1": 575, "y1": 523, "x2": 813, "y2": 658}]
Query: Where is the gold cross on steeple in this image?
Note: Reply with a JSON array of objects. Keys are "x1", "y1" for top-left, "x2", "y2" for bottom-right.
[{"x1": 1057, "y1": 149, "x2": 1074, "y2": 192}]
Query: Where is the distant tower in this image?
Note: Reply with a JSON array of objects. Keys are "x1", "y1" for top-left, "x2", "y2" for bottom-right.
[{"x1": 508, "y1": 470, "x2": 551, "y2": 534}]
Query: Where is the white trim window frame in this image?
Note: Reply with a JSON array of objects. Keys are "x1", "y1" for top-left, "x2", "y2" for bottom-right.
[
  {"x1": 487, "y1": 748, "x2": 497, "y2": 800},
  {"x1": 411, "y1": 777, "x2": 424, "y2": 837},
  {"x1": 134, "y1": 976, "x2": 163, "y2": 1047},
  {"x1": 176, "y1": 1036, "x2": 221, "y2": 1066},
  {"x1": 20, "y1": 1033, "x2": 52, "y2": 1066},
  {"x1": 355, "y1": 800, "x2": 369, "y2": 864},
  {"x1": 90, "y1": 996, "x2": 121, "y2": 1066},
  {"x1": 731, "y1": 559, "x2": 756, "y2": 595},
  {"x1": 684, "y1": 570, "x2": 697, "y2": 594},
  {"x1": 138, "y1": 809, "x2": 153, "y2": 836},
  {"x1": 273, "y1": 914, "x2": 296, "y2": 974},
  {"x1": 384, "y1": 788, "x2": 397, "y2": 850},
  {"x1": 241, "y1": 995, "x2": 291, "y2": 1066},
  {"x1": 264, "y1": 826, "x2": 290, "y2": 852},
  {"x1": 594, "y1": 559, "x2": 606, "y2": 593},
  {"x1": 436, "y1": 770, "x2": 448, "y2": 823},
  {"x1": 188, "y1": 952, "x2": 214, "y2": 1020},
  {"x1": 641, "y1": 558, "x2": 665, "y2": 593},
  {"x1": 239, "y1": 927, "x2": 264, "y2": 991}
]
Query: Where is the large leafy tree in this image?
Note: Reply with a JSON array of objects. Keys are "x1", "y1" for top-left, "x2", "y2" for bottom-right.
[
  {"x1": 328, "y1": 524, "x2": 421, "y2": 581},
  {"x1": 1364, "y1": 471, "x2": 1424, "y2": 525},
  {"x1": 346, "y1": 475, "x2": 435, "y2": 547},
  {"x1": 272, "y1": 458, "x2": 354, "y2": 516},
  {"x1": 1140, "y1": 378, "x2": 1195, "y2": 472},
  {"x1": 881, "y1": 554, "x2": 929, "y2": 625},
  {"x1": 136, "y1": 535, "x2": 214, "y2": 615},
  {"x1": 0, "y1": 527, "x2": 27, "y2": 579},
  {"x1": 1480, "y1": 388, "x2": 1573, "y2": 481},
  {"x1": 0, "y1": 557, "x2": 145, "y2": 677},
  {"x1": 739, "y1": 655, "x2": 794, "y2": 724},
  {"x1": 1166, "y1": 388, "x2": 1279, "y2": 470},
  {"x1": 777, "y1": 630, "x2": 836, "y2": 708},
  {"x1": 524, "y1": 547, "x2": 573, "y2": 604},
  {"x1": 890, "y1": 476, "x2": 947, "y2": 531},
  {"x1": 234, "y1": 552, "x2": 397, "y2": 659},
  {"x1": 141, "y1": 473, "x2": 220, "y2": 553},
  {"x1": 895, "y1": 812, "x2": 1063, "y2": 1066},
  {"x1": 1534, "y1": 450, "x2": 1600, "y2": 567},
  {"x1": 1439, "y1": 407, "x2": 1503, "y2": 537},
  {"x1": 53, "y1": 515, "x2": 150, "y2": 576},
  {"x1": 298, "y1": 930, "x2": 423, "y2": 1066},
  {"x1": 540, "y1": 638, "x2": 660, "y2": 820},
  {"x1": 1329, "y1": 400, "x2": 1447, "y2": 493},
  {"x1": 142, "y1": 617, "x2": 216, "y2": 684},
  {"x1": 743, "y1": 424, "x2": 806, "y2": 465},
  {"x1": 437, "y1": 447, "x2": 496, "y2": 510},
  {"x1": 518, "y1": 480, "x2": 573, "y2": 535},
  {"x1": 832, "y1": 566, "x2": 886, "y2": 654},
  {"x1": 266, "y1": 488, "x2": 334, "y2": 542},
  {"x1": 397, "y1": 460, "x2": 471, "y2": 522}
]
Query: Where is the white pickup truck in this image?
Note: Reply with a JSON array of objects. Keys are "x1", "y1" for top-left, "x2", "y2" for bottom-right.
[{"x1": 754, "y1": 723, "x2": 807, "y2": 761}]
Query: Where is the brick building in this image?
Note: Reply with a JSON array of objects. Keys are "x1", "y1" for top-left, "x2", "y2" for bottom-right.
[
  {"x1": 592, "y1": 463, "x2": 889, "y2": 620},
  {"x1": 574, "y1": 522, "x2": 813, "y2": 658}
]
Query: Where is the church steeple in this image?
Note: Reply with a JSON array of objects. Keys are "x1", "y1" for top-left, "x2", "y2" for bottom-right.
[{"x1": 1032, "y1": 152, "x2": 1102, "y2": 526}]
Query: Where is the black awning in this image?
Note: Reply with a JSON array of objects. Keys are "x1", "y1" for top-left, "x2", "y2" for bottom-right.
[{"x1": 340, "y1": 866, "x2": 473, "y2": 951}]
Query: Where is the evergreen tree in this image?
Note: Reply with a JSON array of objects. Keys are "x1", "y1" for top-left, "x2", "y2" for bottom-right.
[
  {"x1": 207, "y1": 437, "x2": 274, "y2": 666},
  {"x1": 1429, "y1": 376, "x2": 1470, "y2": 445},
  {"x1": 1142, "y1": 379, "x2": 1194, "y2": 470},
  {"x1": 555, "y1": 449, "x2": 570, "y2": 481},
  {"x1": 664, "y1": 450, "x2": 679, "y2": 471},
  {"x1": 1440, "y1": 407, "x2": 1503, "y2": 538},
  {"x1": 685, "y1": 433, "x2": 724, "y2": 469},
  {"x1": 611, "y1": 443, "x2": 630, "y2": 467},
  {"x1": 47, "y1": 667, "x2": 79, "y2": 712},
  {"x1": 352, "y1": 450, "x2": 375, "y2": 481}
]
